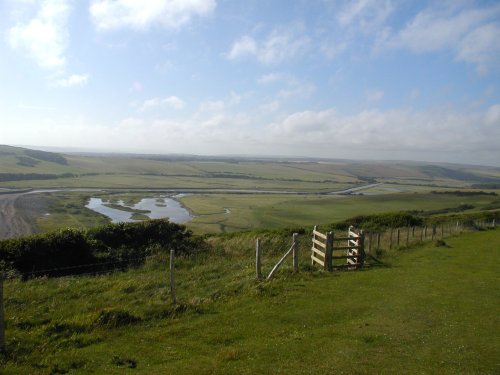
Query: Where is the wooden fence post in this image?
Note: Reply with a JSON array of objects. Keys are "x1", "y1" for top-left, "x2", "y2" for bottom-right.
[
  {"x1": 424, "y1": 226, "x2": 427, "y2": 240},
  {"x1": 406, "y1": 227, "x2": 409, "y2": 246},
  {"x1": 420, "y1": 226, "x2": 423, "y2": 242},
  {"x1": 441, "y1": 224, "x2": 444, "y2": 239},
  {"x1": 389, "y1": 229, "x2": 393, "y2": 249},
  {"x1": 396, "y1": 229, "x2": 400, "y2": 246},
  {"x1": 0, "y1": 275, "x2": 4, "y2": 352},
  {"x1": 493, "y1": 219, "x2": 496, "y2": 228},
  {"x1": 169, "y1": 250, "x2": 176, "y2": 305},
  {"x1": 359, "y1": 230, "x2": 366, "y2": 267},
  {"x1": 368, "y1": 232, "x2": 372, "y2": 254},
  {"x1": 432, "y1": 225, "x2": 436, "y2": 241},
  {"x1": 325, "y1": 232, "x2": 333, "y2": 272},
  {"x1": 376, "y1": 233, "x2": 381, "y2": 254},
  {"x1": 292, "y1": 233, "x2": 299, "y2": 273},
  {"x1": 256, "y1": 238, "x2": 262, "y2": 279}
]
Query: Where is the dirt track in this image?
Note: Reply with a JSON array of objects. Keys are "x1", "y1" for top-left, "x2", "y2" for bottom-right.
[{"x1": 0, "y1": 192, "x2": 46, "y2": 239}]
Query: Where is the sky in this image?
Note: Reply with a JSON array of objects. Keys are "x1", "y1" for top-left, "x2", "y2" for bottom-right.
[{"x1": 1, "y1": 0, "x2": 500, "y2": 166}]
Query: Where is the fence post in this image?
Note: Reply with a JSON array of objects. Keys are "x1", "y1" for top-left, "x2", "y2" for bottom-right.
[
  {"x1": 368, "y1": 232, "x2": 372, "y2": 254},
  {"x1": 420, "y1": 226, "x2": 423, "y2": 242},
  {"x1": 376, "y1": 232, "x2": 381, "y2": 255},
  {"x1": 406, "y1": 227, "x2": 410, "y2": 246},
  {"x1": 256, "y1": 238, "x2": 262, "y2": 279},
  {"x1": 397, "y1": 229, "x2": 400, "y2": 246},
  {"x1": 389, "y1": 229, "x2": 393, "y2": 249},
  {"x1": 441, "y1": 224, "x2": 444, "y2": 239},
  {"x1": 255, "y1": 238, "x2": 262, "y2": 279},
  {"x1": 325, "y1": 232, "x2": 333, "y2": 272},
  {"x1": 292, "y1": 233, "x2": 299, "y2": 273},
  {"x1": 0, "y1": 274, "x2": 4, "y2": 352},
  {"x1": 493, "y1": 219, "x2": 496, "y2": 228},
  {"x1": 432, "y1": 225, "x2": 436, "y2": 241},
  {"x1": 359, "y1": 230, "x2": 366, "y2": 267},
  {"x1": 424, "y1": 226, "x2": 427, "y2": 240},
  {"x1": 169, "y1": 250, "x2": 176, "y2": 305}
]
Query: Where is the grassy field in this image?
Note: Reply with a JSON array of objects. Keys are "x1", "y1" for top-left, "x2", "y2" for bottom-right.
[
  {"x1": 19, "y1": 188, "x2": 499, "y2": 236},
  {"x1": 181, "y1": 191, "x2": 500, "y2": 233},
  {"x1": 2, "y1": 145, "x2": 500, "y2": 191},
  {"x1": 34, "y1": 192, "x2": 110, "y2": 233},
  {"x1": 2, "y1": 228, "x2": 498, "y2": 374},
  {"x1": 17, "y1": 189, "x2": 499, "y2": 235}
]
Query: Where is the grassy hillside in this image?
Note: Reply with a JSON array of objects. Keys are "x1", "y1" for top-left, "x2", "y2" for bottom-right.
[
  {"x1": 1, "y1": 145, "x2": 500, "y2": 190},
  {"x1": 2, "y1": 228, "x2": 499, "y2": 374}
]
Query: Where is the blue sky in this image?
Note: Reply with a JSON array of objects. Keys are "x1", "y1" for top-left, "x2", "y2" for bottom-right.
[{"x1": 1, "y1": 0, "x2": 499, "y2": 166}]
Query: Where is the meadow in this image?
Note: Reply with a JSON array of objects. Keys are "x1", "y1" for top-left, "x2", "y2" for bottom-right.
[
  {"x1": 26, "y1": 188, "x2": 500, "y2": 235},
  {"x1": 181, "y1": 189, "x2": 500, "y2": 233},
  {"x1": 2, "y1": 227, "x2": 498, "y2": 374}
]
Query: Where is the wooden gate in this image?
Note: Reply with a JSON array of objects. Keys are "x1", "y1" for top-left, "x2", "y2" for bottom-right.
[{"x1": 311, "y1": 225, "x2": 365, "y2": 271}]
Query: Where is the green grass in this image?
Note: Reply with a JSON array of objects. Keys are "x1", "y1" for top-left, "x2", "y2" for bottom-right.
[
  {"x1": 182, "y1": 192, "x2": 500, "y2": 233},
  {"x1": 2, "y1": 228, "x2": 499, "y2": 374},
  {"x1": 27, "y1": 190, "x2": 500, "y2": 235},
  {"x1": 36, "y1": 192, "x2": 109, "y2": 233},
  {"x1": 2, "y1": 145, "x2": 500, "y2": 191}
]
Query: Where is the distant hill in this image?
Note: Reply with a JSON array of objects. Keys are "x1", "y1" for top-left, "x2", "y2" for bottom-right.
[{"x1": 0, "y1": 144, "x2": 499, "y2": 189}]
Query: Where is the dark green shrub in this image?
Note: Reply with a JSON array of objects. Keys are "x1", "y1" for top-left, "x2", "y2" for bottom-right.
[
  {"x1": 0, "y1": 228, "x2": 95, "y2": 277},
  {"x1": 331, "y1": 212, "x2": 424, "y2": 231},
  {"x1": 0, "y1": 219, "x2": 204, "y2": 278}
]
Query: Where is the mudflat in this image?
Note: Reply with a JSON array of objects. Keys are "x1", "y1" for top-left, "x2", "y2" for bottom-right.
[{"x1": 0, "y1": 192, "x2": 47, "y2": 239}]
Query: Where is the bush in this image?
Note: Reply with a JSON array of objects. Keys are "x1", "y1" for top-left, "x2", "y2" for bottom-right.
[
  {"x1": 330, "y1": 212, "x2": 424, "y2": 231},
  {"x1": 0, "y1": 219, "x2": 204, "y2": 278},
  {"x1": 0, "y1": 228, "x2": 94, "y2": 277}
]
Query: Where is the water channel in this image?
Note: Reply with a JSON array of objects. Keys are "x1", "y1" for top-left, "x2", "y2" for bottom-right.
[{"x1": 85, "y1": 195, "x2": 192, "y2": 224}]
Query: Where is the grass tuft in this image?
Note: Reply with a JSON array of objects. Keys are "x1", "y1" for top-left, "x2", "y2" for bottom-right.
[{"x1": 93, "y1": 309, "x2": 141, "y2": 328}]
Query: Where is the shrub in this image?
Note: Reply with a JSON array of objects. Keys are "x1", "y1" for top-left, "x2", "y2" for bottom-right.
[
  {"x1": 0, "y1": 219, "x2": 204, "y2": 278},
  {"x1": 331, "y1": 212, "x2": 424, "y2": 231}
]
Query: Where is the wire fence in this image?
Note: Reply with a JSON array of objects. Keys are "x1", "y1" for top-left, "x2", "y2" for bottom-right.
[{"x1": 361, "y1": 218, "x2": 497, "y2": 257}]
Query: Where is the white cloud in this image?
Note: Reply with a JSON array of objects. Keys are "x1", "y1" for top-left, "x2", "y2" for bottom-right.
[
  {"x1": 257, "y1": 73, "x2": 285, "y2": 84},
  {"x1": 258, "y1": 28, "x2": 310, "y2": 65},
  {"x1": 378, "y1": 3, "x2": 500, "y2": 72},
  {"x1": 267, "y1": 106, "x2": 500, "y2": 162},
  {"x1": 6, "y1": 0, "x2": 70, "y2": 69},
  {"x1": 4, "y1": 104, "x2": 499, "y2": 165},
  {"x1": 90, "y1": 0, "x2": 216, "y2": 31},
  {"x1": 338, "y1": 0, "x2": 394, "y2": 32},
  {"x1": 226, "y1": 36, "x2": 257, "y2": 59},
  {"x1": 457, "y1": 23, "x2": 500, "y2": 74},
  {"x1": 141, "y1": 96, "x2": 185, "y2": 110},
  {"x1": 485, "y1": 104, "x2": 500, "y2": 126},
  {"x1": 55, "y1": 74, "x2": 90, "y2": 87},
  {"x1": 227, "y1": 26, "x2": 310, "y2": 65}
]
